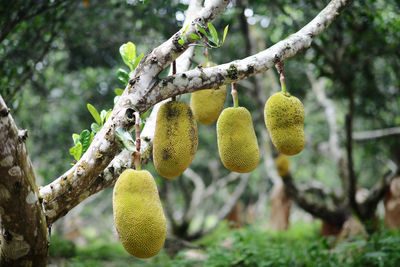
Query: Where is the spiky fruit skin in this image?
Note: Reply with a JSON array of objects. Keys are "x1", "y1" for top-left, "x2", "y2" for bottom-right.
[
  {"x1": 190, "y1": 62, "x2": 227, "y2": 125},
  {"x1": 275, "y1": 154, "x2": 290, "y2": 177},
  {"x1": 113, "y1": 169, "x2": 166, "y2": 258},
  {"x1": 217, "y1": 107, "x2": 260, "y2": 173},
  {"x1": 153, "y1": 101, "x2": 198, "y2": 178},
  {"x1": 264, "y1": 92, "x2": 305, "y2": 155}
]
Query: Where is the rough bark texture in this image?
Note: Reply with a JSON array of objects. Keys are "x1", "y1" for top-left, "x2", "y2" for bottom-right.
[{"x1": 0, "y1": 96, "x2": 48, "y2": 267}]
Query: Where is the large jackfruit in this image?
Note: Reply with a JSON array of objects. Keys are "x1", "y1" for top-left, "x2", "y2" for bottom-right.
[
  {"x1": 217, "y1": 107, "x2": 260, "y2": 173},
  {"x1": 153, "y1": 101, "x2": 198, "y2": 178},
  {"x1": 190, "y1": 62, "x2": 227, "y2": 125},
  {"x1": 113, "y1": 169, "x2": 166, "y2": 258},
  {"x1": 264, "y1": 92, "x2": 305, "y2": 155},
  {"x1": 275, "y1": 154, "x2": 290, "y2": 177}
]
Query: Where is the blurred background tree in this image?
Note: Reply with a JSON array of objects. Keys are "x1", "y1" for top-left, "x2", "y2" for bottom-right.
[{"x1": 1, "y1": 0, "x2": 400, "y2": 265}]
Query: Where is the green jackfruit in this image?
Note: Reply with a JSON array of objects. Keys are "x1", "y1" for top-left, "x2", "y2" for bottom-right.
[
  {"x1": 113, "y1": 169, "x2": 166, "y2": 258},
  {"x1": 153, "y1": 101, "x2": 198, "y2": 178},
  {"x1": 264, "y1": 92, "x2": 305, "y2": 155},
  {"x1": 217, "y1": 107, "x2": 260, "y2": 173},
  {"x1": 275, "y1": 154, "x2": 290, "y2": 177},
  {"x1": 190, "y1": 62, "x2": 227, "y2": 125}
]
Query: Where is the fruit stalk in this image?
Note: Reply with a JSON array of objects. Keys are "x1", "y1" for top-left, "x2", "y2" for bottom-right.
[
  {"x1": 276, "y1": 62, "x2": 287, "y2": 95},
  {"x1": 172, "y1": 60, "x2": 177, "y2": 101},
  {"x1": 134, "y1": 111, "x2": 141, "y2": 170},
  {"x1": 231, "y1": 82, "x2": 239, "y2": 108}
]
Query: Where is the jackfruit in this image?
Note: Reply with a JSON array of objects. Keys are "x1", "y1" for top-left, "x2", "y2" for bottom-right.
[
  {"x1": 275, "y1": 154, "x2": 290, "y2": 177},
  {"x1": 153, "y1": 101, "x2": 198, "y2": 178},
  {"x1": 217, "y1": 107, "x2": 260, "y2": 173},
  {"x1": 264, "y1": 92, "x2": 305, "y2": 155},
  {"x1": 190, "y1": 62, "x2": 227, "y2": 125},
  {"x1": 113, "y1": 169, "x2": 166, "y2": 258}
]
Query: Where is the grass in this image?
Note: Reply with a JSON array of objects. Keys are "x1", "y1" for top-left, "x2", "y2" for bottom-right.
[{"x1": 49, "y1": 221, "x2": 400, "y2": 267}]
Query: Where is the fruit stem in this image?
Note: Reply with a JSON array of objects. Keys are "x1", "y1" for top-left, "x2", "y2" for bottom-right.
[
  {"x1": 134, "y1": 111, "x2": 141, "y2": 171},
  {"x1": 276, "y1": 61, "x2": 287, "y2": 95},
  {"x1": 231, "y1": 82, "x2": 239, "y2": 108},
  {"x1": 171, "y1": 60, "x2": 177, "y2": 102}
]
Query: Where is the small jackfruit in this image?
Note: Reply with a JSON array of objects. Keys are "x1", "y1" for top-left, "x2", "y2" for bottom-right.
[
  {"x1": 190, "y1": 62, "x2": 227, "y2": 125},
  {"x1": 113, "y1": 169, "x2": 166, "y2": 258},
  {"x1": 217, "y1": 107, "x2": 260, "y2": 173},
  {"x1": 264, "y1": 92, "x2": 305, "y2": 155},
  {"x1": 275, "y1": 154, "x2": 290, "y2": 177},
  {"x1": 153, "y1": 101, "x2": 198, "y2": 178}
]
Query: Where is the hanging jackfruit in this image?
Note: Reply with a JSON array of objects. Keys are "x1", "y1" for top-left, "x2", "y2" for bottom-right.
[
  {"x1": 190, "y1": 62, "x2": 227, "y2": 125},
  {"x1": 217, "y1": 107, "x2": 260, "y2": 173},
  {"x1": 264, "y1": 92, "x2": 305, "y2": 155},
  {"x1": 153, "y1": 101, "x2": 198, "y2": 178},
  {"x1": 113, "y1": 169, "x2": 166, "y2": 258},
  {"x1": 275, "y1": 154, "x2": 290, "y2": 177}
]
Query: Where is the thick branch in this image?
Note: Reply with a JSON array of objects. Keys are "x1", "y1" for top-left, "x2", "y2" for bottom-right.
[
  {"x1": 282, "y1": 173, "x2": 348, "y2": 227},
  {"x1": 0, "y1": 96, "x2": 48, "y2": 266},
  {"x1": 141, "y1": 0, "x2": 353, "y2": 111},
  {"x1": 359, "y1": 170, "x2": 398, "y2": 219}
]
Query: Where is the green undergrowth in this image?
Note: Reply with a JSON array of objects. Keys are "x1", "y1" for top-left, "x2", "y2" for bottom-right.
[{"x1": 49, "y1": 221, "x2": 400, "y2": 267}]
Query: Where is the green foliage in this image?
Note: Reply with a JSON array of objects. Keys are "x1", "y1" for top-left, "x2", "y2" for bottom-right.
[
  {"x1": 175, "y1": 224, "x2": 400, "y2": 267},
  {"x1": 69, "y1": 130, "x2": 94, "y2": 161},
  {"x1": 69, "y1": 104, "x2": 110, "y2": 161},
  {"x1": 49, "y1": 234, "x2": 77, "y2": 258},
  {"x1": 178, "y1": 23, "x2": 228, "y2": 48},
  {"x1": 119, "y1": 41, "x2": 144, "y2": 73}
]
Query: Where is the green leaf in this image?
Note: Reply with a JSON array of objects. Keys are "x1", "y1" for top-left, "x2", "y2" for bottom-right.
[
  {"x1": 70, "y1": 142, "x2": 83, "y2": 161},
  {"x1": 208, "y1": 23, "x2": 218, "y2": 43},
  {"x1": 190, "y1": 34, "x2": 200, "y2": 40},
  {"x1": 87, "y1": 103, "x2": 101, "y2": 125},
  {"x1": 91, "y1": 123, "x2": 100, "y2": 135},
  {"x1": 222, "y1": 25, "x2": 229, "y2": 44},
  {"x1": 178, "y1": 39, "x2": 184, "y2": 45},
  {"x1": 141, "y1": 109, "x2": 151, "y2": 121},
  {"x1": 124, "y1": 41, "x2": 136, "y2": 61},
  {"x1": 105, "y1": 109, "x2": 112, "y2": 122},
  {"x1": 133, "y1": 53, "x2": 144, "y2": 69},
  {"x1": 117, "y1": 68, "x2": 130, "y2": 85},
  {"x1": 114, "y1": 88, "x2": 124, "y2": 96},
  {"x1": 72, "y1": 133, "x2": 80, "y2": 145},
  {"x1": 119, "y1": 44, "x2": 131, "y2": 69},
  {"x1": 183, "y1": 24, "x2": 189, "y2": 34},
  {"x1": 115, "y1": 127, "x2": 136, "y2": 152},
  {"x1": 100, "y1": 110, "x2": 109, "y2": 125},
  {"x1": 80, "y1": 129, "x2": 92, "y2": 154},
  {"x1": 197, "y1": 24, "x2": 207, "y2": 37}
]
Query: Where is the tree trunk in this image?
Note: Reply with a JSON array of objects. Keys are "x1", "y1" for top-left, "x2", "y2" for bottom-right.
[{"x1": 0, "y1": 96, "x2": 48, "y2": 266}]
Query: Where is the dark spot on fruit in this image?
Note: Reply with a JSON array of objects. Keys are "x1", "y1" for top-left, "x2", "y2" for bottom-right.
[{"x1": 162, "y1": 148, "x2": 172, "y2": 160}]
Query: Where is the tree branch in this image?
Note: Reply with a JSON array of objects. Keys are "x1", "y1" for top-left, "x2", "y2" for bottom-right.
[
  {"x1": 345, "y1": 81, "x2": 362, "y2": 219},
  {"x1": 39, "y1": 0, "x2": 352, "y2": 224},
  {"x1": 141, "y1": 0, "x2": 354, "y2": 112},
  {"x1": 0, "y1": 96, "x2": 48, "y2": 266},
  {"x1": 282, "y1": 173, "x2": 348, "y2": 227},
  {"x1": 353, "y1": 127, "x2": 400, "y2": 141}
]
